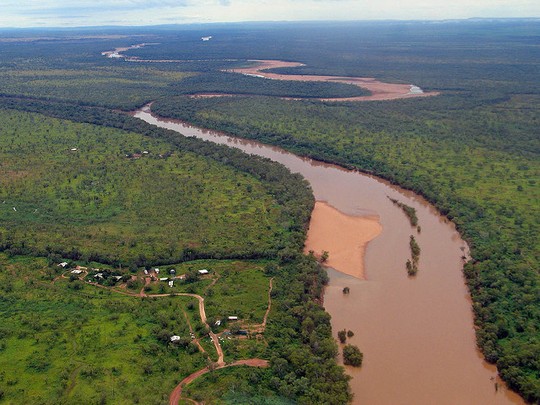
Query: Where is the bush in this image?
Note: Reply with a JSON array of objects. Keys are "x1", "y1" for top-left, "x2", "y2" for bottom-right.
[
  {"x1": 337, "y1": 329, "x2": 347, "y2": 344},
  {"x1": 343, "y1": 344, "x2": 363, "y2": 367}
]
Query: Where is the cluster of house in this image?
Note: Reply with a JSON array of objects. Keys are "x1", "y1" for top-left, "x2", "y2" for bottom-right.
[
  {"x1": 59, "y1": 262, "x2": 212, "y2": 287},
  {"x1": 170, "y1": 314, "x2": 245, "y2": 342},
  {"x1": 58, "y1": 262, "x2": 124, "y2": 282}
]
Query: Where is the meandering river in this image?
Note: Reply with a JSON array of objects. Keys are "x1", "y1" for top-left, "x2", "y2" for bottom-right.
[{"x1": 134, "y1": 106, "x2": 523, "y2": 405}]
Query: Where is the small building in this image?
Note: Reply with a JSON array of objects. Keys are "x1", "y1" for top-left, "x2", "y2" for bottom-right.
[
  {"x1": 144, "y1": 269, "x2": 148, "y2": 275},
  {"x1": 168, "y1": 280, "x2": 174, "y2": 287},
  {"x1": 170, "y1": 335, "x2": 181, "y2": 342},
  {"x1": 154, "y1": 268, "x2": 160, "y2": 274},
  {"x1": 94, "y1": 273, "x2": 104, "y2": 279},
  {"x1": 215, "y1": 320, "x2": 221, "y2": 326},
  {"x1": 159, "y1": 277, "x2": 168, "y2": 281},
  {"x1": 58, "y1": 262, "x2": 68, "y2": 268},
  {"x1": 198, "y1": 269, "x2": 209, "y2": 275},
  {"x1": 71, "y1": 269, "x2": 83, "y2": 275},
  {"x1": 228, "y1": 316, "x2": 238, "y2": 321}
]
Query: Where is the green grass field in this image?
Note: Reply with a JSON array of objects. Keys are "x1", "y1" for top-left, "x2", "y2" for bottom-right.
[
  {"x1": 0, "y1": 254, "x2": 205, "y2": 404},
  {"x1": 0, "y1": 253, "x2": 278, "y2": 404}
]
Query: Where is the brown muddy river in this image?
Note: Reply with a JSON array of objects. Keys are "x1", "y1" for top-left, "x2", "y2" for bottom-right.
[{"x1": 134, "y1": 106, "x2": 524, "y2": 405}]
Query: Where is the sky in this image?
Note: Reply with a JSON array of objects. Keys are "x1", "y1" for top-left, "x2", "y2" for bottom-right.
[{"x1": 0, "y1": 0, "x2": 538, "y2": 28}]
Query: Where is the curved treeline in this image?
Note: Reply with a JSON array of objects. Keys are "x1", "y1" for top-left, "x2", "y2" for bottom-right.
[
  {"x1": 0, "y1": 96, "x2": 314, "y2": 268},
  {"x1": 151, "y1": 94, "x2": 540, "y2": 403},
  {"x1": 170, "y1": 71, "x2": 369, "y2": 98},
  {"x1": 264, "y1": 255, "x2": 353, "y2": 404}
]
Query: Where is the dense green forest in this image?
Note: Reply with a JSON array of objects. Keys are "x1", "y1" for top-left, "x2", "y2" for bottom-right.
[
  {"x1": 0, "y1": 35, "x2": 366, "y2": 109},
  {"x1": 0, "y1": 109, "x2": 294, "y2": 265},
  {"x1": 0, "y1": 20, "x2": 538, "y2": 403}
]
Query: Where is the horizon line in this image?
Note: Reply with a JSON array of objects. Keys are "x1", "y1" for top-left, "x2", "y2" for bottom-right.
[{"x1": 1, "y1": 17, "x2": 539, "y2": 31}]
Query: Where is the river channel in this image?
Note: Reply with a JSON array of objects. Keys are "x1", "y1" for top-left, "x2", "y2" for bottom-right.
[{"x1": 134, "y1": 105, "x2": 523, "y2": 405}]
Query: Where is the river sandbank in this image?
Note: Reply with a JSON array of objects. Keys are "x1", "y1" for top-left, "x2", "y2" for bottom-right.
[
  {"x1": 304, "y1": 201, "x2": 382, "y2": 279},
  {"x1": 230, "y1": 59, "x2": 440, "y2": 101}
]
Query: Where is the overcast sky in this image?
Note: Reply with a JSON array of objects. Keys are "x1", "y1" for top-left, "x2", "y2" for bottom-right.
[{"x1": 0, "y1": 0, "x2": 538, "y2": 28}]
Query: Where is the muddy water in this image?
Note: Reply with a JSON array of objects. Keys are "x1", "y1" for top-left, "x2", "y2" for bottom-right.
[{"x1": 134, "y1": 106, "x2": 523, "y2": 405}]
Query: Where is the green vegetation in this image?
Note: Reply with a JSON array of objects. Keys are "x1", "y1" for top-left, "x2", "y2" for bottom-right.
[
  {"x1": 170, "y1": 71, "x2": 368, "y2": 98},
  {"x1": 388, "y1": 197, "x2": 418, "y2": 227},
  {"x1": 157, "y1": 93, "x2": 539, "y2": 397},
  {"x1": 0, "y1": 254, "x2": 207, "y2": 404},
  {"x1": 337, "y1": 329, "x2": 355, "y2": 344},
  {"x1": 0, "y1": 67, "x2": 193, "y2": 110},
  {"x1": 0, "y1": 37, "x2": 349, "y2": 402},
  {"x1": 342, "y1": 345, "x2": 363, "y2": 367},
  {"x1": 407, "y1": 236, "x2": 421, "y2": 276},
  {"x1": 0, "y1": 249, "x2": 349, "y2": 403},
  {"x1": 264, "y1": 255, "x2": 352, "y2": 404},
  {"x1": 0, "y1": 109, "x2": 298, "y2": 266},
  {"x1": 182, "y1": 367, "x2": 293, "y2": 404},
  {"x1": 1, "y1": 20, "x2": 538, "y2": 403}
]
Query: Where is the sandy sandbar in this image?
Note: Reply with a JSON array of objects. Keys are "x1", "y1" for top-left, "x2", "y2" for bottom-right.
[
  {"x1": 229, "y1": 59, "x2": 439, "y2": 102},
  {"x1": 304, "y1": 201, "x2": 382, "y2": 279}
]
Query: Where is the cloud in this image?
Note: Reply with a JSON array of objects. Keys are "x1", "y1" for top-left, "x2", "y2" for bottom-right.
[{"x1": 0, "y1": 0, "x2": 538, "y2": 27}]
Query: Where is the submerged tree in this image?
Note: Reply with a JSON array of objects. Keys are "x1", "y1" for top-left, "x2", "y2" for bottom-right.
[
  {"x1": 337, "y1": 329, "x2": 347, "y2": 344},
  {"x1": 343, "y1": 344, "x2": 363, "y2": 367}
]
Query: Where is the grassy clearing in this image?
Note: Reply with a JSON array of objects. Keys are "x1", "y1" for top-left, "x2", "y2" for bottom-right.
[
  {"x1": 182, "y1": 367, "x2": 291, "y2": 404},
  {"x1": 0, "y1": 254, "x2": 207, "y2": 404},
  {"x1": 0, "y1": 254, "x2": 277, "y2": 403}
]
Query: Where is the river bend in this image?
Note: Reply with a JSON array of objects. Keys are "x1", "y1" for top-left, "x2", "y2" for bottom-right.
[{"x1": 134, "y1": 105, "x2": 523, "y2": 405}]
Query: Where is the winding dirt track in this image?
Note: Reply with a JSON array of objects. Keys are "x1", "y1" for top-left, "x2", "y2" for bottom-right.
[
  {"x1": 169, "y1": 359, "x2": 269, "y2": 405},
  {"x1": 250, "y1": 277, "x2": 273, "y2": 333},
  {"x1": 62, "y1": 271, "x2": 271, "y2": 404}
]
